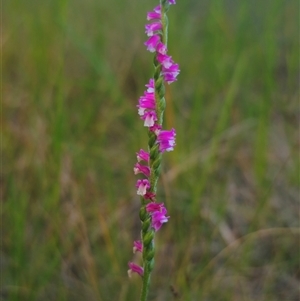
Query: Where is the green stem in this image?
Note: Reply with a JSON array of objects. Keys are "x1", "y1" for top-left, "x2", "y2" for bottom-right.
[
  {"x1": 140, "y1": 264, "x2": 151, "y2": 301},
  {"x1": 139, "y1": 211, "x2": 155, "y2": 301},
  {"x1": 161, "y1": 0, "x2": 169, "y2": 47}
]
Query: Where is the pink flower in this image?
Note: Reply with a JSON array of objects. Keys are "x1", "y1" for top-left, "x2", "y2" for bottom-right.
[
  {"x1": 150, "y1": 124, "x2": 162, "y2": 134},
  {"x1": 146, "y1": 202, "x2": 169, "y2": 231},
  {"x1": 156, "y1": 42, "x2": 167, "y2": 55},
  {"x1": 163, "y1": 72, "x2": 178, "y2": 84},
  {"x1": 145, "y1": 78, "x2": 155, "y2": 93},
  {"x1": 151, "y1": 210, "x2": 169, "y2": 231},
  {"x1": 133, "y1": 240, "x2": 143, "y2": 253},
  {"x1": 162, "y1": 63, "x2": 180, "y2": 84},
  {"x1": 168, "y1": 0, "x2": 176, "y2": 4},
  {"x1": 147, "y1": 5, "x2": 161, "y2": 20},
  {"x1": 128, "y1": 262, "x2": 144, "y2": 277},
  {"x1": 145, "y1": 22, "x2": 162, "y2": 36},
  {"x1": 136, "y1": 179, "x2": 150, "y2": 196},
  {"x1": 144, "y1": 34, "x2": 161, "y2": 52},
  {"x1": 157, "y1": 53, "x2": 174, "y2": 68},
  {"x1": 134, "y1": 163, "x2": 150, "y2": 177},
  {"x1": 136, "y1": 149, "x2": 150, "y2": 162},
  {"x1": 156, "y1": 128, "x2": 176, "y2": 152},
  {"x1": 144, "y1": 191, "x2": 156, "y2": 200},
  {"x1": 141, "y1": 111, "x2": 157, "y2": 127},
  {"x1": 146, "y1": 202, "x2": 165, "y2": 213},
  {"x1": 137, "y1": 92, "x2": 155, "y2": 116}
]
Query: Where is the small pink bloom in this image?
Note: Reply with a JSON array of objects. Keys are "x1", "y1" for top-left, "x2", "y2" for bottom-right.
[
  {"x1": 162, "y1": 63, "x2": 180, "y2": 84},
  {"x1": 156, "y1": 42, "x2": 167, "y2": 55},
  {"x1": 146, "y1": 202, "x2": 165, "y2": 213},
  {"x1": 151, "y1": 210, "x2": 169, "y2": 231},
  {"x1": 133, "y1": 240, "x2": 143, "y2": 253},
  {"x1": 136, "y1": 179, "x2": 150, "y2": 196},
  {"x1": 163, "y1": 73, "x2": 178, "y2": 84},
  {"x1": 150, "y1": 124, "x2": 162, "y2": 133},
  {"x1": 137, "y1": 92, "x2": 155, "y2": 116},
  {"x1": 144, "y1": 192, "x2": 156, "y2": 200},
  {"x1": 146, "y1": 78, "x2": 155, "y2": 93},
  {"x1": 146, "y1": 202, "x2": 169, "y2": 231},
  {"x1": 134, "y1": 163, "x2": 150, "y2": 177},
  {"x1": 141, "y1": 111, "x2": 157, "y2": 127},
  {"x1": 163, "y1": 63, "x2": 180, "y2": 75},
  {"x1": 144, "y1": 34, "x2": 161, "y2": 52},
  {"x1": 136, "y1": 149, "x2": 150, "y2": 162},
  {"x1": 153, "y1": 5, "x2": 161, "y2": 13},
  {"x1": 156, "y1": 128, "x2": 176, "y2": 152},
  {"x1": 157, "y1": 53, "x2": 174, "y2": 68},
  {"x1": 128, "y1": 262, "x2": 144, "y2": 277},
  {"x1": 168, "y1": 0, "x2": 176, "y2": 4},
  {"x1": 145, "y1": 22, "x2": 162, "y2": 36},
  {"x1": 147, "y1": 5, "x2": 161, "y2": 20}
]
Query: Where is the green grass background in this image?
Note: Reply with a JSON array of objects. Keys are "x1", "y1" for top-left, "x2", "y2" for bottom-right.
[{"x1": 3, "y1": 0, "x2": 299, "y2": 300}]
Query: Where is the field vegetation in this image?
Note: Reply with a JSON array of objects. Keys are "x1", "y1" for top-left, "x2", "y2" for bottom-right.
[{"x1": 3, "y1": 0, "x2": 299, "y2": 300}]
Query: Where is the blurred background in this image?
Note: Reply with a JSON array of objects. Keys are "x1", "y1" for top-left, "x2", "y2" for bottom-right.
[{"x1": 2, "y1": 0, "x2": 299, "y2": 300}]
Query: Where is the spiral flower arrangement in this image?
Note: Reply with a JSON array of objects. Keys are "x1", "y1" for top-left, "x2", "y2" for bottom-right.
[{"x1": 128, "y1": 1, "x2": 179, "y2": 300}]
